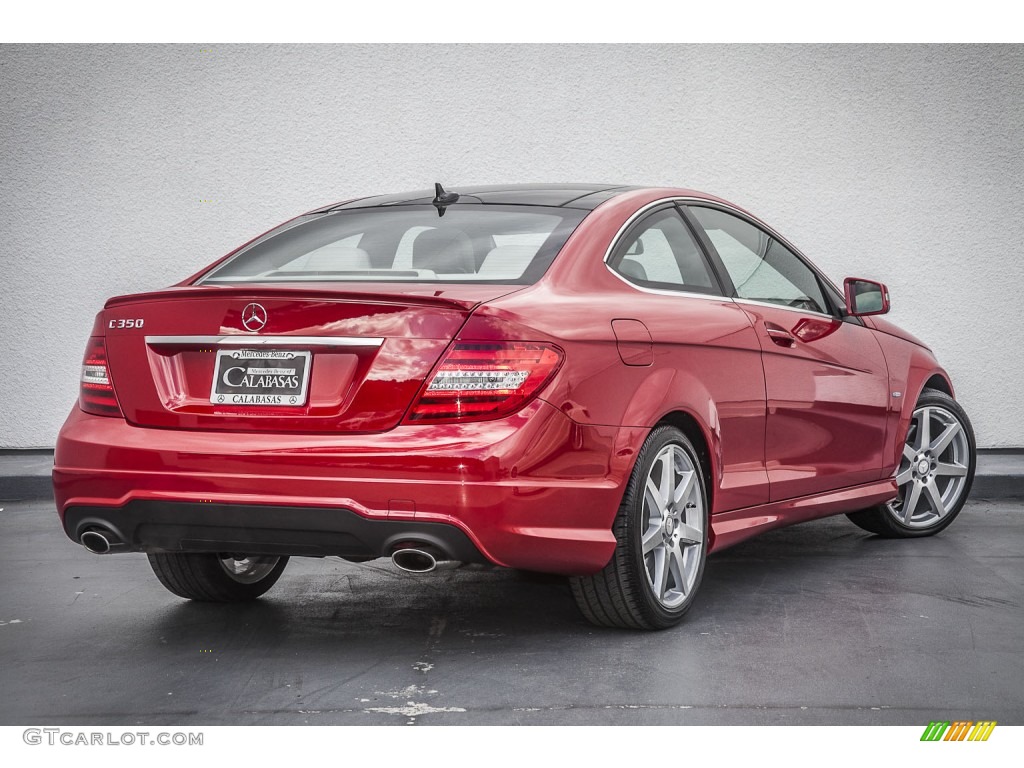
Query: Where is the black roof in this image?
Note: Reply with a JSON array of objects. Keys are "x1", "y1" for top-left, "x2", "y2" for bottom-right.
[{"x1": 317, "y1": 184, "x2": 638, "y2": 213}]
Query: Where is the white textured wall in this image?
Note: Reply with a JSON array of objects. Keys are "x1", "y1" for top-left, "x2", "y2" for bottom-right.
[{"x1": 2, "y1": 44, "x2": 1022, "y2": 448}]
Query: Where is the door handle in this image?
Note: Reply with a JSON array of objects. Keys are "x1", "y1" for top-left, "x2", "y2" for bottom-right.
[{"x1": 765, "y1": 322, "x2": 796, "y2": 347}]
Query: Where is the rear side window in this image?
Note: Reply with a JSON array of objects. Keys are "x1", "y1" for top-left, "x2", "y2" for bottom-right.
[
  {"x1": 201, "y1": 205, "x2": 586, "y2": 285},
  {"x1": 607, "y1": 208, "x2": 720, "y2": 294},
  {"x1": 689, "y1": 206, "x2": 830, "y2": 315}
]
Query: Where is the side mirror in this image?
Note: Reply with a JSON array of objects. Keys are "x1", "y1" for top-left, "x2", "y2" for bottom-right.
[{"x1": 844, "y1": 277, "x2": 890, "y2": 317}]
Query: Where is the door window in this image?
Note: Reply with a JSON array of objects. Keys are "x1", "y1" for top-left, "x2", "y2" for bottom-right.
[{"x1": 689, "y1": 207, "x2": 830, "y2": 314}]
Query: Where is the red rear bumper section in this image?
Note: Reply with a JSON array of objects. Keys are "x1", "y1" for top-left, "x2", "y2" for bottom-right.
[{"x1": 54, "y1": 399, "x2": 646, "y2": 576}]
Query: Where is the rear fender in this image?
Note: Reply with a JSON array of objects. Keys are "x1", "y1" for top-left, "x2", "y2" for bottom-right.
[{"x1": 618, "y1": 367, "x2": 723, "y2": 505}]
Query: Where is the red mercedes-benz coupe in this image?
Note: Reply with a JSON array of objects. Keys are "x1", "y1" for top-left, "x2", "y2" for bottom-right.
[{"x1": 53, "y1": 184, "x2": 976, "y2": 629}]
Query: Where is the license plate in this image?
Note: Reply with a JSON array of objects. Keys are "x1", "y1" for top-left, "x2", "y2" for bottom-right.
[{"x1": 210, "y1": 349, "x2": 311, "y2": 407}]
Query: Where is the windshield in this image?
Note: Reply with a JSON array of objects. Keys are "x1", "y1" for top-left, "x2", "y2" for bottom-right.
[{"x1": 199, "y1": 205, "x2": 587, "y2": 285}]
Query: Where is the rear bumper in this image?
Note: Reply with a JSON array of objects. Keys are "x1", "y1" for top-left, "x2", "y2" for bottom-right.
[
  {"x1": 54, "y1": 400, "x2": 646, "y2": 575},
  {"x1": 63, "y1": 500, "x2": 487, "y2": 562}
]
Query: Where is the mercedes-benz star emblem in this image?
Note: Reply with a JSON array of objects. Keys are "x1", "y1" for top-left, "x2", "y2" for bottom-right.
[{"x1": 241, "y1": 302, "x2": 267, "y2": 332}]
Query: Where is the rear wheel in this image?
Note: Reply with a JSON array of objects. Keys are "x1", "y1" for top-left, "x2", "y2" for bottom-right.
[
  {"x1": 148, "y1": 553, "x2": 288, "y2": 601},
  {"x1": 570, "y1": 426, "x2": 709, "y2": 630},
  {"x1": 847, "y1": 389, "x2": 975, "y2": 538}
]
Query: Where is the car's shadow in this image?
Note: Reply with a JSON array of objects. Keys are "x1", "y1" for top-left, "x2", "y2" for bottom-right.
[{"x1": 136, "y1": 516, "x2": 910, "y2": 647}]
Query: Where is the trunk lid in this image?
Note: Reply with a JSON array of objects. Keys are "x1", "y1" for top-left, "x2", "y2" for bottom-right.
[{"x1": 103, "y1": 283, "x2": 520, "y2": 432}]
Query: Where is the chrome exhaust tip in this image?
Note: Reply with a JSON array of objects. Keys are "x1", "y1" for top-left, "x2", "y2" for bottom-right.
[
  {"x1": 391, "y1": 548, "x2": 438, "y2": 574},
  {"x1": 80, "y1": 530, "x2": 113, "y2": 554}
]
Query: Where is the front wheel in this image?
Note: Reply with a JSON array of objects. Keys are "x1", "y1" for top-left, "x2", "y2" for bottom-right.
[
  {"x1": 148, "y1": 553, "x2": 289, "y2": 602},
  {"x1": 570, "y1": 426, "x2": 709, "y2": 630},
  {"x1": 847, "y1": 388, "x2": 975, "y2": 538}
]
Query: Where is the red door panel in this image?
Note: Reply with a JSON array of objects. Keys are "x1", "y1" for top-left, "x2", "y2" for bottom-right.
[{"x1": 740, "y1": 304, "x2": 890, "y2": 501}]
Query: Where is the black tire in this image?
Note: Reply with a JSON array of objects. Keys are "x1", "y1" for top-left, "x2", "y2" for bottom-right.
[
  {"x1": 570, "y1": 425, "x2": 709, "y2": 630},
  {"x1": 147, "y1": 553, "x2": 288, "y2": 602},
  {"x1": 847, "y1": 388, "x2": 976, "y2": 538}
]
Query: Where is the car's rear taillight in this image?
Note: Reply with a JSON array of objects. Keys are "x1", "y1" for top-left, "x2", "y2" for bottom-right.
[
  {"x1": 405, "y1": 341, "x2": 563, "y2": 423},
  {"x1": 79, "y1": 337, "x2": 123, "y2": 417}
]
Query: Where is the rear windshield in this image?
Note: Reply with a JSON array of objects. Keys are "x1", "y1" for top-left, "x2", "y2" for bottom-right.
[{"x1": 199, "y1": 205, "x2": 587, "y2": 285}]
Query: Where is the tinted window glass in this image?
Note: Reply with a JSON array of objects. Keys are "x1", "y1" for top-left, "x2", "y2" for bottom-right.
[
  {"x1": 201, "y1": 206, "x2": 586, "y2": 285},
  {"x1": 690, "y1": 207, "x2": 829, "y2": 314},
  {"x1": 608, "y1": 209, "x2": 718, "y2": 292}
]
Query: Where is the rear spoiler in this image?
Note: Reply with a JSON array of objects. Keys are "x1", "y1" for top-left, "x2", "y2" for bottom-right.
[{"x1": 104, "y1": 284, "x2": 486, "y2": 312}]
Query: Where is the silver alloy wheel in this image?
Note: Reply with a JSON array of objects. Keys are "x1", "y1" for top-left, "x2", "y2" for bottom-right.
[
  {"x1": 886, "y1": 405, "x2": 971, "y2": 528},
  {"x1": 218, "y1": 555, "x2": 280, "y2": 584},
  {"x1": 641, "y1": 443, "x2": 705, "y2": 609}
]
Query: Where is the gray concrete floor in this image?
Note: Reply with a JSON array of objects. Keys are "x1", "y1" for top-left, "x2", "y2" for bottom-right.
[{"x1": 1, "y1": 495, "x2": 1021, "y2": 726}]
